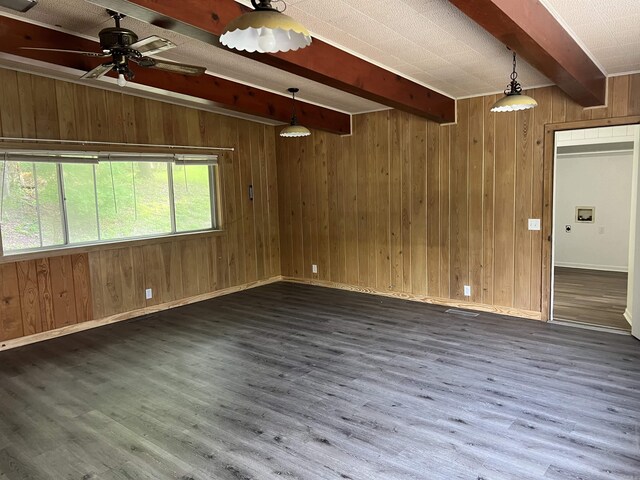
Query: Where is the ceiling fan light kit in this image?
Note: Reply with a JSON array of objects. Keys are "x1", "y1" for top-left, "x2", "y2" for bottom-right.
[
  {"x1": 280, "y1": 87, "x2": 311, "y2": 138},
  {"x1": 491, "y1": 50, "x2": 537, "y2": 113},
  {"x1": 220, "y1": 0, "x2": 311, "y2": 53},
  {"x1": 20, "y1": 9, "x2": 206, "y2": 88}
]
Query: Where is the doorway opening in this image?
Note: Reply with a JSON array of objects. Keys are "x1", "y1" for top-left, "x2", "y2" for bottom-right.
[{"x1": 551, "y1": 124, "x2": 640, "y2": 333}]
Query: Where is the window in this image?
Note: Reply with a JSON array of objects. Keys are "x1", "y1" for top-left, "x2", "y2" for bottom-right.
[{"x1": 0, "y1": 150, "x2": 219, "y2": 253}]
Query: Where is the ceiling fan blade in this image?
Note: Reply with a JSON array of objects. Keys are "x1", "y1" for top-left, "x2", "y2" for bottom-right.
[
  {"x1": 20, "y1": 47, "x2": 108, "y2": 57},
  {"x1": 81, "y1": 63, "x2": 114, "y2": 79},
  {"x1": 137, "y1": 57, "x2": 206, "y2": 76},
  {"x1": 129, "y1": 36, "x2": 176, "y2": 56}
]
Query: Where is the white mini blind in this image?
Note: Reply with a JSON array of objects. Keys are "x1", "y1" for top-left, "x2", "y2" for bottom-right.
[{"x1": 3, "y1": 150, "x2": 218, "y2": 164}]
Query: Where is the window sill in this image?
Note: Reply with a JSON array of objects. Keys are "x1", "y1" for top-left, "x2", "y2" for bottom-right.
[{"x1": 0, "y1": 229, "x2": 225, "y2": 264}]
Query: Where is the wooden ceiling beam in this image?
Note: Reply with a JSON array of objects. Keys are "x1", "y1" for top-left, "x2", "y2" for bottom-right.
[
  {"x1": 0, "y1": 15, "x2": 351, "y2": 135},
  {"x1": 88, "y1": 0, "x2": 456, "y2": 123},
  {"x1": 448, "y1": 0, "x2": 606, "y2": 107}
]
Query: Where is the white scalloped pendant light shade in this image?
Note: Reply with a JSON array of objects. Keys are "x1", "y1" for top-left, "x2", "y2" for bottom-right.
[{"x1": 220, "y1": 10, "x2": 311, "y2": 53}]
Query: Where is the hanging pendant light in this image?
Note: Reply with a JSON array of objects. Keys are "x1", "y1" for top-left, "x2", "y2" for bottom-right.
[
  {"x1": 280, "y1": 88, "x2": 311, "y2": 138},
  {"x1": 220, "y1": 0, "x2": 311, "y2": 54},
  {"x1": 491, "y1": 51, "x2": 538, "y2": 113}
]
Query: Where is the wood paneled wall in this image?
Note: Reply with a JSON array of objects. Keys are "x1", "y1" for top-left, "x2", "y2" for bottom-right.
[
  {"x1": 276, "y1": 74, "x2": 640, "y2": 317},
  {"x1": 0, "y1": 254, "x2": 92, "y2": 343},
  {"x1": 0, "y1": 68, "x2": 280, "y2": 341}
]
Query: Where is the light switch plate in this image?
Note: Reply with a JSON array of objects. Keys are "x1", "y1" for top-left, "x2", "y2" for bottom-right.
[{"x1": 528, "y1": 219, "x2": 541, "y2": 231}]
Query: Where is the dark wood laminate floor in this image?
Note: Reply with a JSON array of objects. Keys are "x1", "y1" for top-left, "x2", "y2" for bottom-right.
[
  {"x1": 553, "y1": 267, "x2": 630, "y2": 331},
  {"x1": 0, "y1": 283, "x2": 639, "y2": 480}
]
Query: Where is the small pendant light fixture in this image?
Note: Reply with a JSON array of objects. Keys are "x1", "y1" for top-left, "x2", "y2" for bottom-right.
[
  {"x1": 280, "y1": 88, "x2": 311, "y2": 138},
  {"x1": 220, "y1": 0, "x2": 312, "y2": 54},
  {"x1": 490, "y1": 50, "x2": 538, "y2": 113}
]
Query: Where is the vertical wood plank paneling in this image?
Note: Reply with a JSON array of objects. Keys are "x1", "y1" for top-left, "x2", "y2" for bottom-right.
[
  {"x1": 611, "y1": 75, "x2": 630, "y2": 118},
  {"x1": 72, "y1": 84, "x2": 91, "y2": 141},
  {"x1": 71, "y1": 254, "x2": 92, "y2": 323},
  {"x1": 315, "y1": 132, "x2": 330, "y2": 281},
  {"x1": 493, "y1": 110, "x2": 516, "y2": 307},
  {"x1": 425, "y1": 120, "x2": 439, "y2": 297},
  {"x1": 54, "y1": 80, "x2": 78, "y2": 140},
  {"x1": 87, "y1": 88, "x2": 110, "y2": 142},
  {"x1": 275, "y1": 74, "x2": 640, "y2": 319},
  {"x1": 0, "y1": 69, "x2": 23, "y2": 138},
  {"x1": 300, "y1": 135, "x2": 315, "y2": 279},
  {"x1": 121, "y1": 94, "x2": 138, "y2": 145},
  {"x1": 468, "y1": 96, "x2": 484, "y2": 304},
  {"x1": 36, "y1": 258, "x2": 55, "y2": 331},
  {"x1": 389, "y1": 111, "x2": 403, "y2": 292},
  {"x1": 105, "y1": 90, "x2": 125, "y2": 143},
  {"x1": 250, "y1": 124, "x2": 266, "y2": 280},
  {"x1": 513, "y1": 105, "x2": 534, "y2": 309},
  {"x1": 4, "y1": 69, "x2": 640, "y2": 344},
  {"x1": 49, "y1": 255, "x2": 78, "y2": 328},
  {"x1": 374, "y1": 111, "x2": 390, "y2": 291},
  {"x1": 401, "y1": 112, "x2": 413, "y2": 293},
  {"x1": 180, "y1": 238, "x2": 201, "y2": 298},
  {"x1": 218, "y1": 117, "x2": 240, "y2": 284},
  {"x1": 142, "y1": 242, "x2": 182, "y2": 306},
  {"x1": 356, "y1": 115, "x2": 370, "y2": 286},
  {"x1": 1, "y1": 70, "x2": 280, "y2": 342},
  {"x1": 264, "y1": 126, "x2": 280, "y2": 279},
  {"x1": 276, "y1": 133, "x2": 292, "y2": 277},
  {"x1": 0, "y1": 263, "x2": 23, "y2": 341},
  {"x1": 238, "y1": 121, "x2": 257, "y2": 282},
  {"x1": 290, "y1": 138, "x2": 304, "y2": 277},
  {"x1": 482, "y1": 95, "x2": 497, "y2": 306},
  {"x1": 327, "y1": 131, "x2": 341, "y2": 283},
  {"x1": 343, "y1": 128, "x2": 359, "y2": 286},
  {"x1": 629, "y1": 74, "x2": 640, "y2": 115},
  {"x1": 410, "y1": 115, "x2": 427, "y2": 296},
  {"x1": 17, "y1": 71, "x2": 37, "y2": 139},
  {"x1": 449, "y1": 99, "x2": 469, "y2": 299},
  {"x1": 366, "y1": 114, "x2": 379, "y2": 288},
  {"x1": 16, "y1": 260, "x2": 41, "y2": 336},
  {"x1": 88, "y1": 252, "x2": 104, "y2": 320},
  {"x1": 438, "y1": 126, "x2": 451, "y2": 299}
]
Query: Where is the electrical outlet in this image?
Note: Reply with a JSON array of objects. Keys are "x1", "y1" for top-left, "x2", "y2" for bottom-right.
[
  {"x1": 528, "y1": 218, "x2": 541, "y2": 231},
  {"x1": 463, "y1": 285, "x2": 471, "y2": 296},
  {"x1": 145, "y1": 288, "x2": 153, "y2": 300},
  {"x1": 312, "y1": 264, "x2": 318, "y2": 274}
]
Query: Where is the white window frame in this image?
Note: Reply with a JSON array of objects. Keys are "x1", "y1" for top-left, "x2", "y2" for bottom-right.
[{"x1": 0, "y1": 149, "x2": 221, "y2": 255}]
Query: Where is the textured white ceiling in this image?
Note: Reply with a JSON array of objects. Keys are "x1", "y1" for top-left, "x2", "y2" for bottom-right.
[
  {"x1": 0, "y1": 0, "x2": 387, "y2": 115},
  {"x1": 542, "y1": 0, "x2": 640, "y2": 75},
  {"x1": 0, "y1": 0, "x2": 638, "y2": 116}
]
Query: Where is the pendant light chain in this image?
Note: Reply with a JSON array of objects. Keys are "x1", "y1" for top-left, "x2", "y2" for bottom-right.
[
  {"x1": 291, "y1": 89, "x2": 298, "y2": 125},
  {"x1": 505, "y1": 51, "x2": 523, "y2": 96},
  {"x1": 490, "y1": 48, "x2": 537, "y2": 112}
]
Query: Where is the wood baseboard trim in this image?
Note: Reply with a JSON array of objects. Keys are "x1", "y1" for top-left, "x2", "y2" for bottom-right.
[
  {"x1": 281, "y1": 277, "x2": 543, "y2": 321},
  {"x1": 0, "y1": 276, "x2": 283, "y2": 352}
]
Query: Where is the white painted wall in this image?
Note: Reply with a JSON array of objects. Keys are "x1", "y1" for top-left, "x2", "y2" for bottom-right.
[
  {"x1": 627, "y1": 126, "x2": 639, "y2": 337},
  {"x1": 554, "y1": 152, "x2": 634, "y2": 271}
]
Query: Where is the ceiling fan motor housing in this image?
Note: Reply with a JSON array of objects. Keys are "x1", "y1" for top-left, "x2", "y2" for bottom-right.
[{"x1": 99, "y1": 27, "x2": 139, "y2": 51}]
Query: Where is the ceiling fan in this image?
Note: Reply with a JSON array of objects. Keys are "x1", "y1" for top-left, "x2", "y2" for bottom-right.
[{"x1": 22, "y1": 10, "x2": 206, "y2": 86}]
